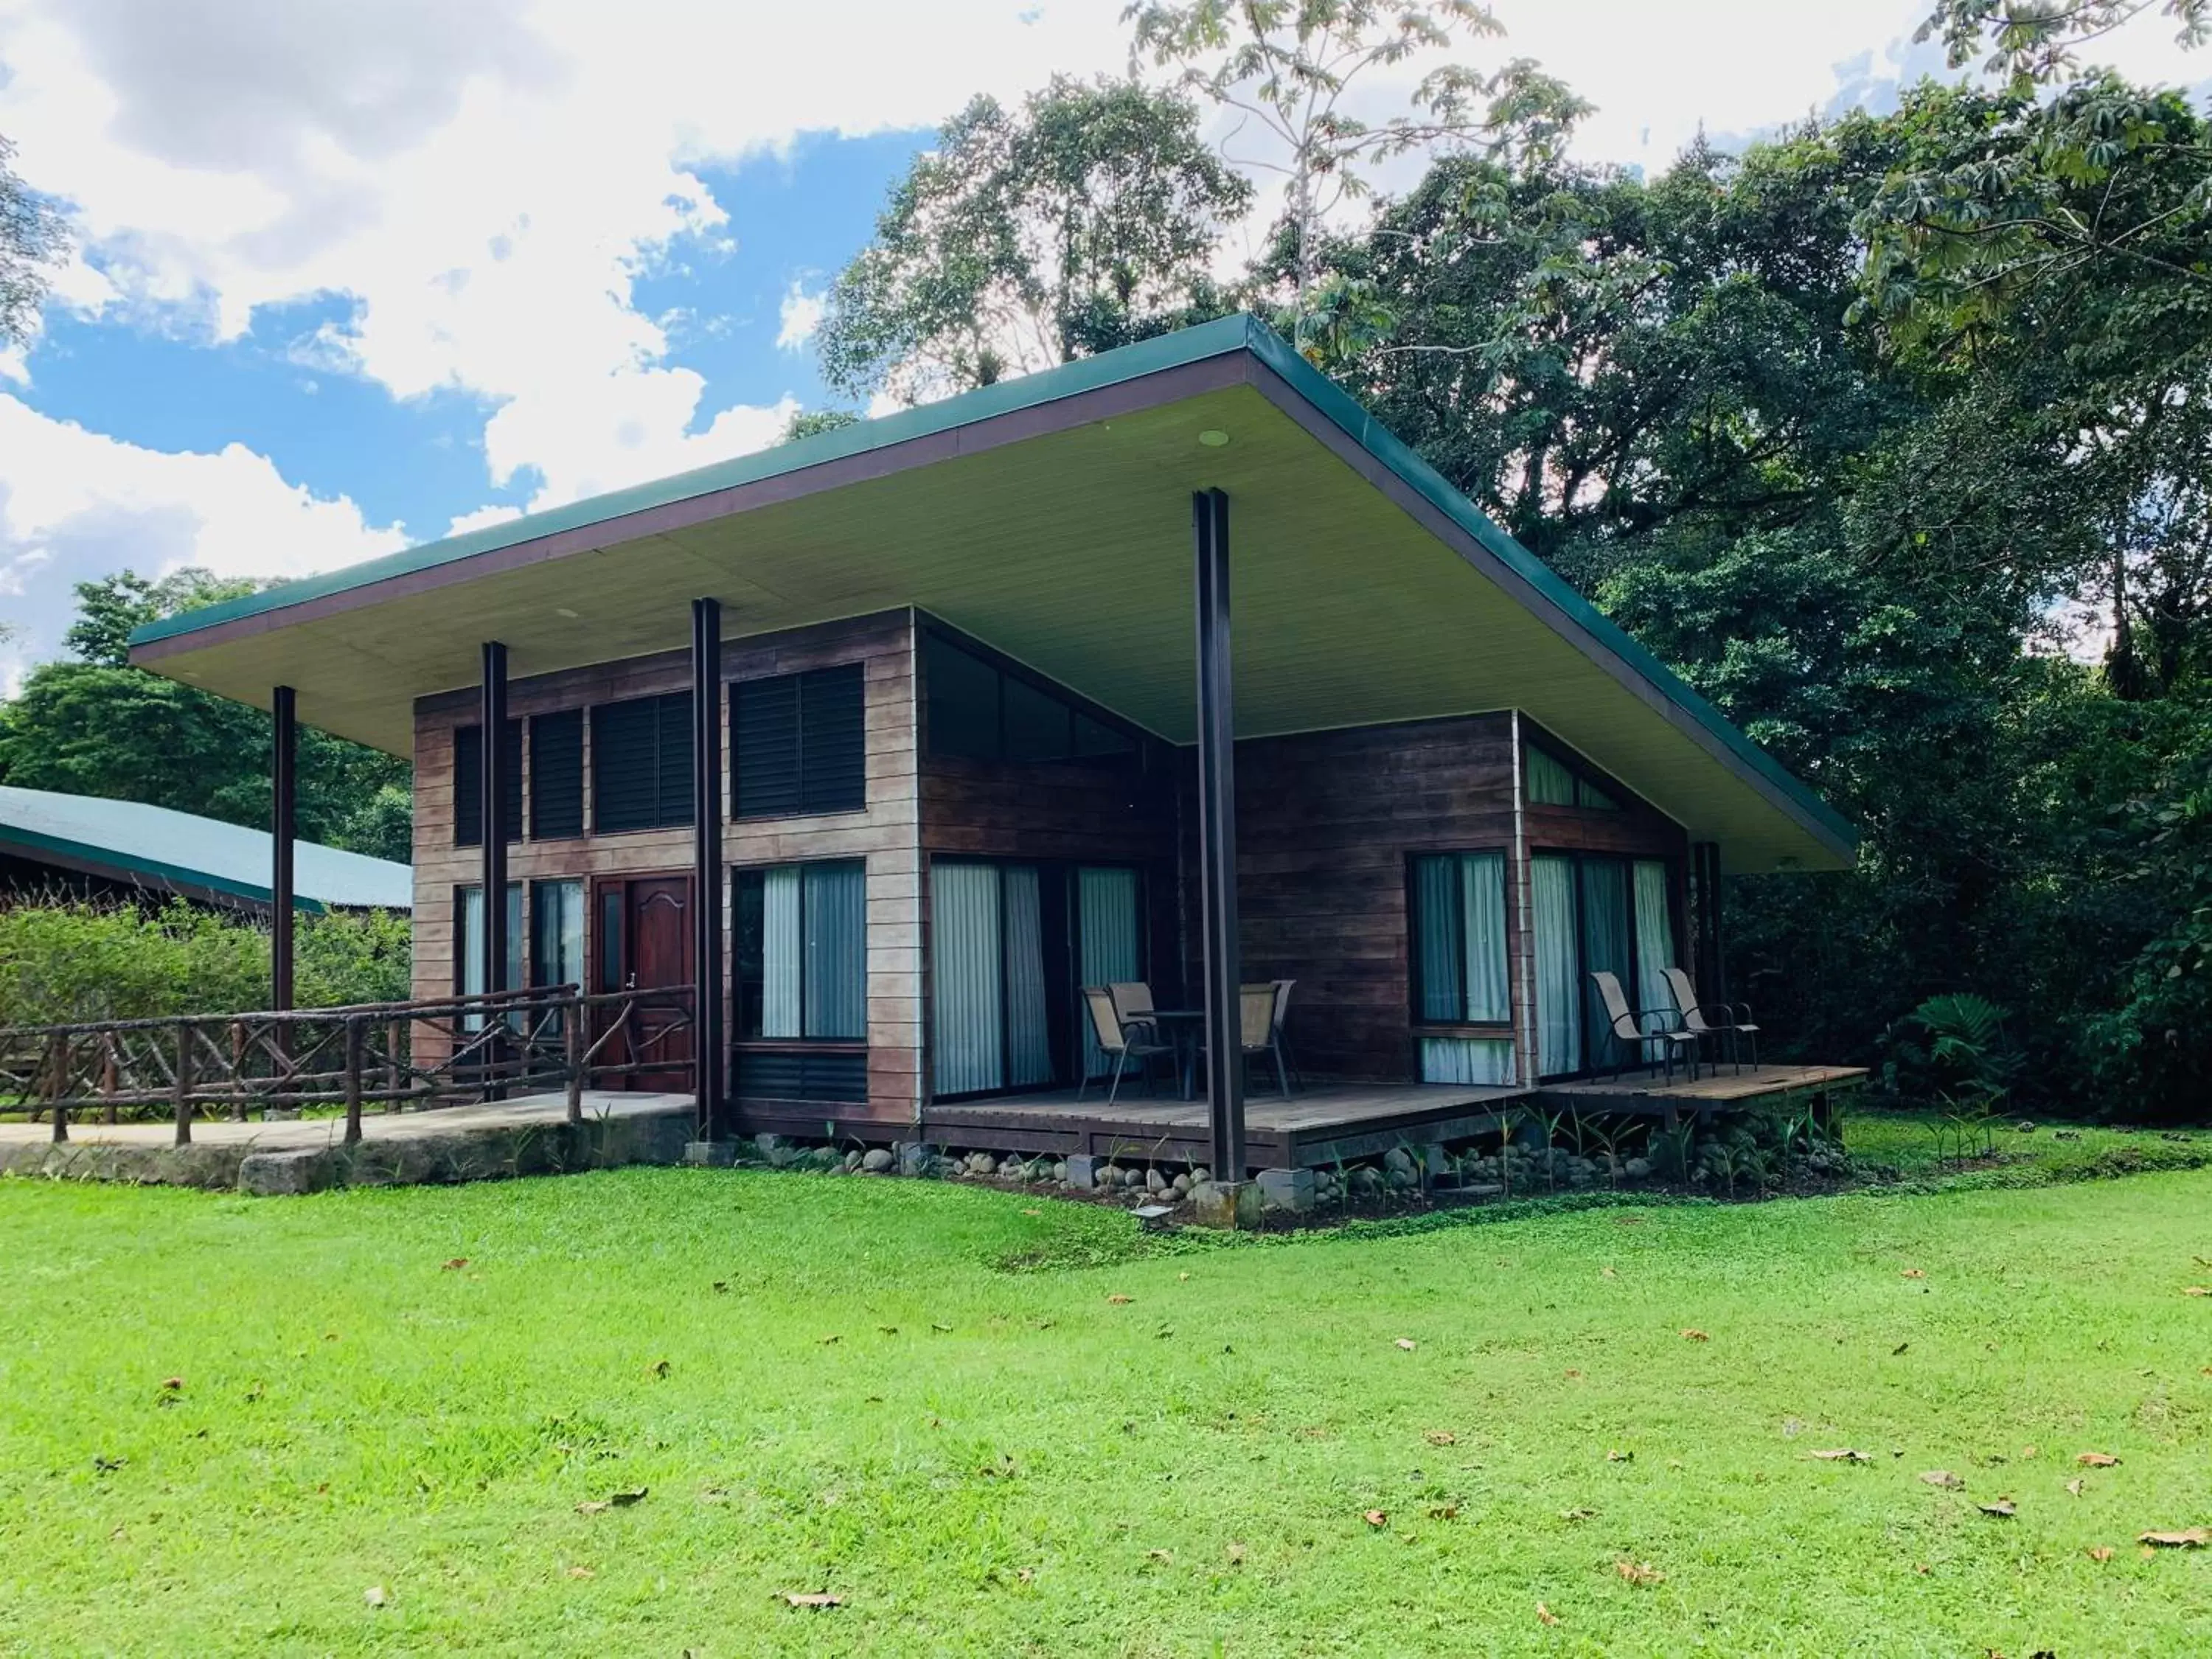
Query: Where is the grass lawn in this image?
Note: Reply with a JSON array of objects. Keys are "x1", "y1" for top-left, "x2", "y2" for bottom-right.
[{"x1": 3, "y1": 1161, "x2": 2210, "y2": 1656}]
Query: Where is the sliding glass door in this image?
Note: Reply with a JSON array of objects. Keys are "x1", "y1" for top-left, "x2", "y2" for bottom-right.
[
  {"x1": 930, "y1": 858, "x2": 1144, "y2": 1099},
  {"x1": 1530, "y1": 852, "x2": 1680, "y2": 1078}
]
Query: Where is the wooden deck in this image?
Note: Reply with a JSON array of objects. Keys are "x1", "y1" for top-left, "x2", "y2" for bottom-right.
[
  {"x1": 919, "y1": 1064, "x2": 1869, "y2": 1171},
  {"x1": 923, "y1": 1081, "x2": 1532, "y2": 1170},
  {"x1": 1535, "y1": 1064, "x2": 1869, "y2": 1124}
]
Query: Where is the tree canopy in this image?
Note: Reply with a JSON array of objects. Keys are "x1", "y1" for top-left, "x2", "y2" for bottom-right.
[{"x1": 818, "y1": 76, "x2": 1251, "y2": 404}]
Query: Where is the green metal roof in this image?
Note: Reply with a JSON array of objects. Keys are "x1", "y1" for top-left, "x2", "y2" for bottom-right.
[
  {"x1": 0, "y1": 786, "x2": 411, "y2": 911},
  {"x1": 128, "y1": 313, "x2": 1853, "y2": 862}
]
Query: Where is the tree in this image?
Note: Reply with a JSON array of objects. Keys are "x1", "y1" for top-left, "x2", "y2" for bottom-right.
[
  {"x1": 0, "y1": 570, "x2": 414, "y2": 861},
  {"x1": 1124, "y1": 0, "x2": 1573, "y2": 327},
  {"x1": 782, "y1": 408, "x2": 861, "y2": 442},
  {"x1": 818, "y1": 77, "x2": 1251, "y2": 404},
  {"x1": 1, "y1": 131, "x2": 65, "y2": 348},
  {"x1": 1918, "y1": 0, "x2": 2209, "y2": 91}
]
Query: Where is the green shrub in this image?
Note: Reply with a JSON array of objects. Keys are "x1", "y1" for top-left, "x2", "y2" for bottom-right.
[{"x1": 0, "y1": 900, "x2": 411, "y2": 1027}]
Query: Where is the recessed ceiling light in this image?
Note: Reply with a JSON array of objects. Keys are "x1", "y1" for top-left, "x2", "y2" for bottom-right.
[
  {"x1": 554, "y1": 607, "x2": 580, "y2": 619},
  {"x1": 1197, "y1": 429, "x2": 1231, "y2": 448}
]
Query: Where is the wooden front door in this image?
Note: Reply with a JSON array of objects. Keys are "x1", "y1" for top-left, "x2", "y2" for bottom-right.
[{"x1": 594, "y1": 873, "x2": 695, "y2": 1093}]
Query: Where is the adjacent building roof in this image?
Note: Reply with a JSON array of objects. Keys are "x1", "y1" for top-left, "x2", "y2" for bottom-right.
[
  {"x1": 128, "y1": 315, "x2": 1854, "y2": 872},
  {"x1": 0, "y1": 785, "x2": 411, "y2": 913}
]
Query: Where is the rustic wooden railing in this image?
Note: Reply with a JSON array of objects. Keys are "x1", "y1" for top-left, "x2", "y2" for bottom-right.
[{"x1": 0, "y1": 984, "x2": 695, "y2": 1147}]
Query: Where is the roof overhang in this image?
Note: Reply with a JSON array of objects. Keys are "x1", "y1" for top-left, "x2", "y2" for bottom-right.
[{"x1": 131, "y1": 316, "x2": 1854, "y2": 874}]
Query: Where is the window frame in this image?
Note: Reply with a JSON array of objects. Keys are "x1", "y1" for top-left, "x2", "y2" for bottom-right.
[
  {"x1": 1523, "y1": 738, "x2": 1625, "y2": 814},
  {"x1": 1525, "y1": 847, "x2": 1685, "y2": 1079},
  {"x1": 729, "y1": 661, "x2": 868, "y2": 822},
  {"x1": 731, "y1": 858, "x2": 870, "y2": 1046},
  {"x1": 588, "y1": 690, "x2": 693, "y2": 835},
  {"x1": 920, "y1": 627, "x2": 1141, "y2": 769},
  {"x1": 1405, "y1": 847, "x2": 1516, "y2": 1038}
]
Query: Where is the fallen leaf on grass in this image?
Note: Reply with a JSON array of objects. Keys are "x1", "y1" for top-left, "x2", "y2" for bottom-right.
[
  {"x1": 1901, "y1": 1268, "x2": 1925, "y2": 1280},
  {"x1": 1425, "y1": 1430, "x2": 1458, "y2": 1446},
  {"x1": 1564, "y1": 1368, "x2": 1584, "y2": 1380},
  {"x1": 2066, "y1": 1478, "x2": 2086, "y2": 1497},
  {"x1": 1537, "y1": 1602, "x2": 1559, "y2": 1627},
  {"x1": 818, "y1": 1335, "x2": 839, "y2": 1346},
  {"x1": 1428, "y1": 1503, "x2": 1461, "y2": 1520},
  {"x1": 1020, "y1": 1208, "x2": 1040, "y2": 1217},
  {"x1": 1363, "y1": 1509, "x2": 1388, "y2": 1528},
  {"x1": 2089, "y1": 1545, "x2": 2115, "y2": 1562},
  {"x1": 877, "y1": 1326, "x2": 898, "y2": 1335},
  {"x1": 364, "y1": 1587, "x2": 388, "y2": 1608},
  {"x1": 1146, "y1": 1548, "x2": 1173, "y2": 1564},
  {"x1": 160, "y1": 1377, "x2": 183, "y2": 1392},
  {"x1": 783, "y1": 1592, "x2": 841, "y2": 1609},
  {"x1": 1810, "y1": 1449, "x2": 1871, "y2": 1464},
  {"x1": 2076, "y1": 1451, "x2": 2121, "y2": 1467},
  {"x1": 565, "y1": 1565, "x2": 594, "y2": 1579},
  {"x1": 1919, "y1": 1471, "x2": 1965, "y2": 1489},
  {"x1": 1395, "y1": 1338, "x2": 1418, "y2": 1351},
  {"x1": 1978, "y1": 1499, "x2": 2017, "y2": 1518},
  {"x1": 1680, "y1": 1329, "x2": 1710, "y2": 1342},
  {"x1": 1606, "y1": 1449, "x2": 1634, "y2": 1463},
  {"x1": 2184, "y1": 1287, "x2": 2211, "y2": 1297},
  {"x1": 1892, "y1": 1342, "x2": 1911, "y2": 1356},
  {"x1": 712, "y1": 1281, "x2": 729, "y2": 1294},
  {"x1": 931, "y1": 1322, "x2": 953, "y2": 1333},
  {"x1": 1559, "y1": 1506, "x2": 1596, "y2": 1521},
  {"x1": 441, "y1": 1258, "x2": 469, "y2": 1271},
  {"x1": 1615, "y1": 1559, "x2": 1664, "y2": 1587},
  {"x1": 2138, "y1": 1528, "x2": 2210, "y2": 1548},
  {"x1": 646, "y1": 1359, "x2": 670, "y2": 1379},
  {"x1": 1600, "y1": 1265, "x2": 1617, "y2": 1279},
  {"x1": 1106, "y1": 1294, "x2": 1133, "y2": 1306}
]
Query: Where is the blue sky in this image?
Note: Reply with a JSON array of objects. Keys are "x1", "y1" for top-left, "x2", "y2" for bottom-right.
[{"x1": 0, "y1": 0, "x2": 2202, "y2": 686}]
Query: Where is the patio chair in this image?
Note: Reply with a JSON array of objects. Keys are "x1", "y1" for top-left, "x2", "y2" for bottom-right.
[
  {"x1": 1661, "y1": 967, "x2": 1760, "y2": 1074},
  {"x1": 1107, "y1": 981, "x2": 1157, "y2": 1037},
  {"x1": 1590, "y1": 970, "x2": 1700, "y2": 1084},
  {"x1": 1239, "y1": 979, "x2": 1295, "y2": 1097},
  {"x1": 1079, "y1": 985, "x2": 1178, "y2": 1106}
]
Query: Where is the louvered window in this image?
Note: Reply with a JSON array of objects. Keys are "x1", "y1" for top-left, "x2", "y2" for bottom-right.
[
  {"x1": 589, "y1": 692, "x2": 693, "y2": 833},
  {"x1": 453, "y1": 719, "x2": 521, "y2": 847},
  {"x1": 732, "y1": 663, "x2": 866, "y2": 819},
  {"x1": 529, "y1": 710, "x2": 584, "y2": 839}
]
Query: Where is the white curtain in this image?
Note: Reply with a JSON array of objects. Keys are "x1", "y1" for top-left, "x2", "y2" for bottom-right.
[
  {"x1": 931, "y1": 862, "x2": 1003, "y2": 1096},
  {"x1": 1078, "y1": 866, "x2": 1140, "y2": 1078},
  {"x1": 1632, "y1": 859, "x2": 1676, "y2": 1062},
  {"x1": 458, "y1": 883, "x2": 521, "y2": 1031},
  {"x1": 760, "y1": 866, "x2": 802, "y2": 1038},
  {"x1": 803, "y1": 861, "x2": 867, "y2": 1040},
  {"x1": 1421, "y1": 1036, "x2": 1515, "y2": 1086},
  {"x1": 1003, "y1": 866, "x2": 1053, "y2": 1087},
  {"x1": 1531, "y1": 855, "x2": 1581, "y2": 1077},
  {"x1": 1460, "y1": 852, "x2": 1510, "y2": 1023},
  {"x1": 1527, "y1": 748, "x2": 1576, "y2": 805}
]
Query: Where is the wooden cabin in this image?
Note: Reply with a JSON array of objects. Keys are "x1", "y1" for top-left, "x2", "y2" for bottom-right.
[{"x1": 127, "y1": 316, "x2": 1854, "y2": 1179}]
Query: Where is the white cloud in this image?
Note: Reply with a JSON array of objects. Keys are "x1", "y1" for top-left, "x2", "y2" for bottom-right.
[
  {"x1": 776, "y1": 282, "x2": 827, "y2": 353},
  {"x1": 0, "y1": 394, "x2": 405, "y2": 682},
  {"x1": 443, "y1": 502, "x2": 525, "y2": 538}
]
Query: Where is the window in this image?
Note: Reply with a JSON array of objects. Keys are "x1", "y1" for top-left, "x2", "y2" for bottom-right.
[
  {"x1": 453, "y1": 720, "x2": 521, "y2": 846},
  {"x1": 530, "y1": 879, "x2": 585, "y2": 990},
  {"x1": 456, "y1": 882, "x2": 524, "y2": 1029},
  {"x1": 734, "y1": 860, "x2": 866, "y2": 1040},
  {"x1": 1530, "y1": 852, "x2": 1679, "y2": 1077},
  {"x1": 1526, "y1": 742, "x2": 1620, "y2": 811},
  {"x1": 1411, "y1": 852, "x2": 1514, "y2": 1086},
  {"x1": 529, "y1": 710, "x2": 585, "y2": 839},
  {"x1": 731, "y1": 663, "x2": 866, "y2": 818},
  {"x1": 923, "y1": 632, "x2": 1136, "y2": 765},
  {"x1": 590, "y1": 692, "x2": 692, "y2": 833}
]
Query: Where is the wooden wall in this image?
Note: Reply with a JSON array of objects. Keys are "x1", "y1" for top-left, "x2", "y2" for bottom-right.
[
  {"x1": 411, "y1": 609, "x2": 922, "y2": 1123},
  {"x1": 1179, "y1": 712, "x2": 1689, "y2": 1087}
]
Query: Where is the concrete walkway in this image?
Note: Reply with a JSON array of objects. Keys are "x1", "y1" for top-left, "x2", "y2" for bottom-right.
[{"x1": 0, "y1": 1091, "x2": 695, "y2": 1194}]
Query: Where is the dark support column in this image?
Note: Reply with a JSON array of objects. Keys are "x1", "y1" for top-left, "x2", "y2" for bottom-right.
[
  {"x1": 690, "y1": 597, "x2": 726, "y2": 1140},
  {"x1": 1192, "y1": 487, "x2": 1245, "y2": 1185},
  {"x1": 481, "y1": 641, "x2": 509, "y2": 1096},
  {"x1": 271, "y1": 685, "x2": 297, "y2": 1012},
  {"x1": 1691, "y1": 841, "x2": 1725, "y2": 1001}
]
